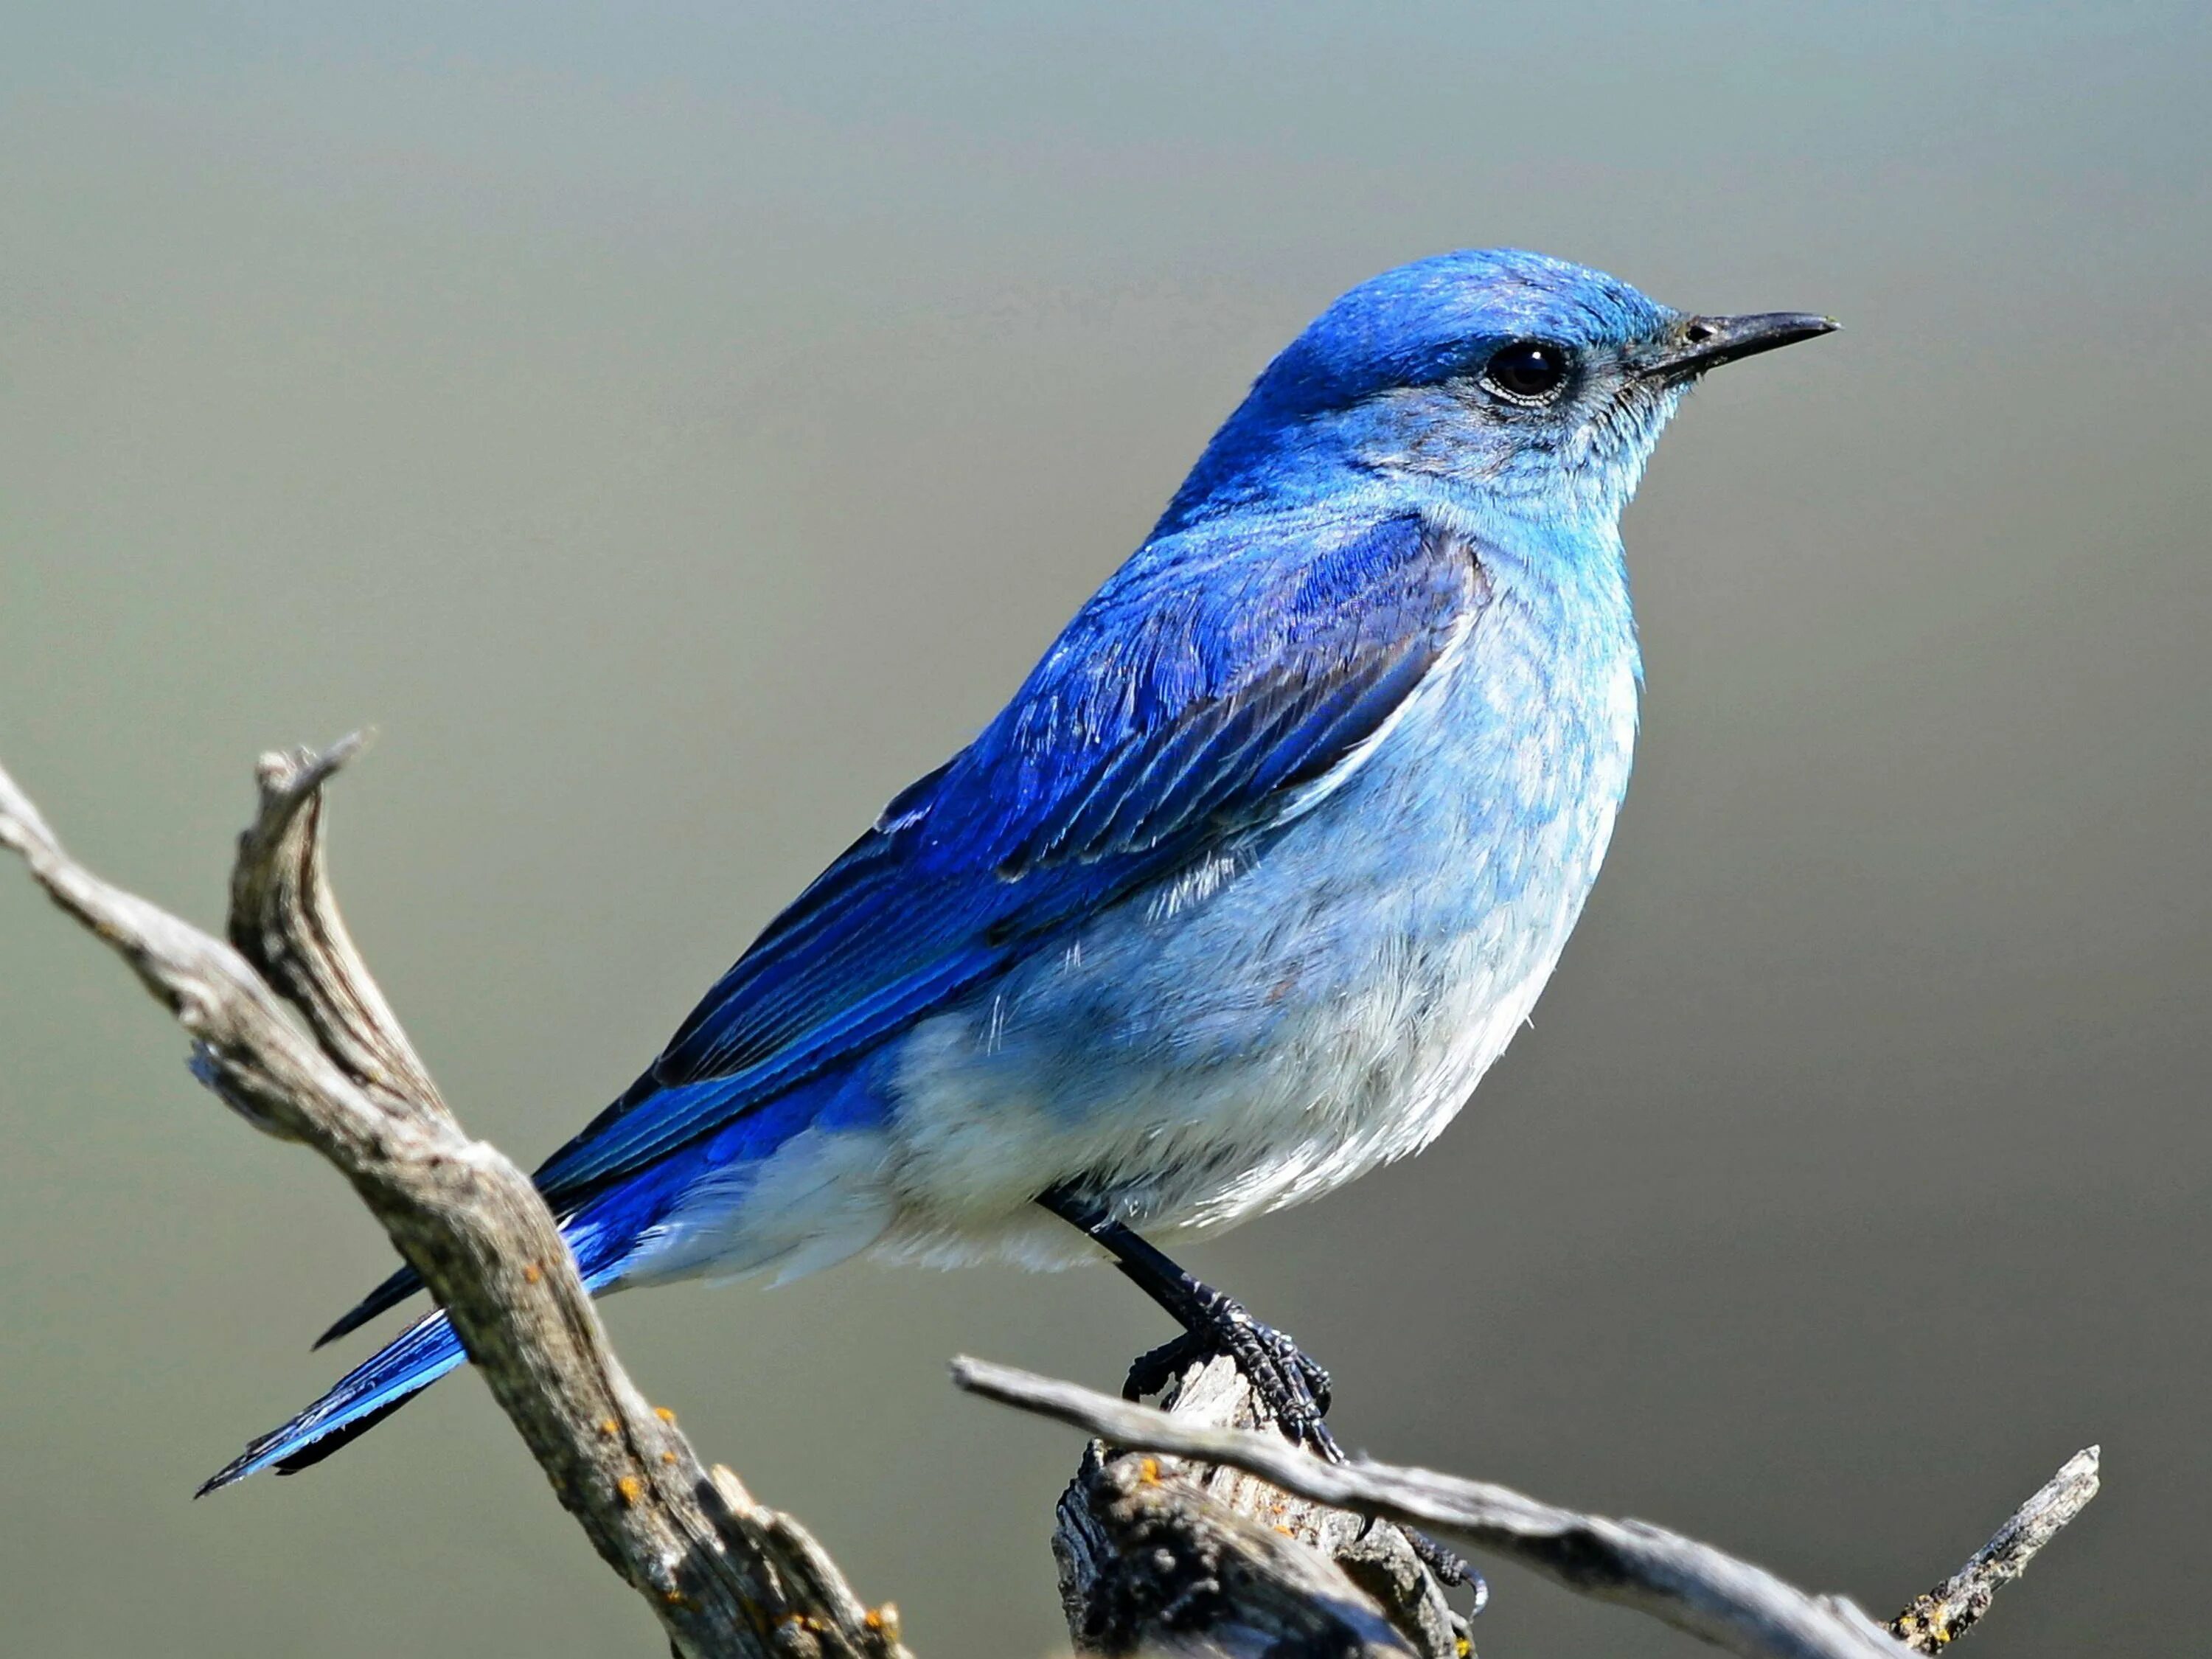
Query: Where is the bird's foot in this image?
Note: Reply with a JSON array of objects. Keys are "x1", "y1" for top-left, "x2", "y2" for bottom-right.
[
  {"x1": 1121, "y1": 1287, "x2": 1338, "y2": 1455},
  {"x1": 1405, "y1": 1529, "x2": 1486, "y2": 1604},
  {"x1": 1121, "y1": 1327, "x2": 1208, "y2": 1401},
  {"x1": 1120, "y1": 1296, "x2": 1486, "y2": 1610}
]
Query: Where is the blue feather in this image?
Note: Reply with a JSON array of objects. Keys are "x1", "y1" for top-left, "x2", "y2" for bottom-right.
[
  {"x1": 527, "y1": 511, "x2": 1475, "y2": 1208},
  {"x1": 311, "y1": 512, "x2": 1474, "y2": 1346},
  {"x1": 204, "y1": 1246, "x2": 630, "y2": 1493}
]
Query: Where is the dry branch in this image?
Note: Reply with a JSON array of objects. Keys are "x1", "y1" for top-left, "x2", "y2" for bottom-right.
[
  {"x1": 954, "y1": 1358, "x2": 2097, "y2": 1659},
  {"x1": 0, "y1": 732, "x2": 2101, "y2": 1659},
  {"x1": 1887, "y1": 1447, "x2": 2100, "y2": 1653},
  {"x1": 0, "y1": 739, "x2": 908, "y2": 1659}
]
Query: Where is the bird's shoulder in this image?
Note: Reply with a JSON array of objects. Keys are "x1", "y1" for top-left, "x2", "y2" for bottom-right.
[{"x1": 936, "y1": 506, "x2": 1486, "y2": 869}]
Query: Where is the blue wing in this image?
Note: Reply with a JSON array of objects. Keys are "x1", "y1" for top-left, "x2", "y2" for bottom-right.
[
  {"x1": 535, "y1": 511, "x2": 1481, "y2": 1206},
  {"x1": 317, "y1": 509, "x2": 1484, "y2": 1347},
  {"x1": 318, "y1": 512, "x2": 1481, "y2": 1343}
]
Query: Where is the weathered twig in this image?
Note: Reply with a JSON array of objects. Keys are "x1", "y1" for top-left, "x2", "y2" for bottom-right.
[
  {"x1": 0, "y1": 740, "x2": 908, "y2": 1659},
  {"x1": 225, "y1": 733, "x2": 451, "y2": 1121},
  {"x1": 955, "y1": 1359, "x2": 2096, "y2": 1659},
  {"x1": 1887, "y1": 1446, "x2": 2099, "y2": 1652}
]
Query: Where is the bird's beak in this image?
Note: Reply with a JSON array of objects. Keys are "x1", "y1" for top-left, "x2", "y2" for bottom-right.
[{"x1": 1636, "y1": 312, "x2": 1838, "y2": 380}]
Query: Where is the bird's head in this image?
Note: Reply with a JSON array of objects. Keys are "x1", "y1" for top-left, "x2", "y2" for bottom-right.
[{"x1": 1162, "y1": 248, "x2": 1833, "y2": 532}]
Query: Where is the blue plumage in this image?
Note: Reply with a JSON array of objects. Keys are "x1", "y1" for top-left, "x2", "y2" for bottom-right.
[
  {"x1": 206, "y1": 249, "x2": 1832, "y2": 1491},
  {"x1": 536, "y1": 510, "x2": 1475, "y2": 1205}
]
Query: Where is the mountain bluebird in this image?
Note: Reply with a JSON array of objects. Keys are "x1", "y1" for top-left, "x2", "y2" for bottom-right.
[{"x1": 204, "y1": 249, "x2": 1832, "y2": 1494}]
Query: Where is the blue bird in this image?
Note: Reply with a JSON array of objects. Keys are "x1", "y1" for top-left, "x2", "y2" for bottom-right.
[{"x1": 203, "y1": 250, "x2": 1831, "y2": 1495}]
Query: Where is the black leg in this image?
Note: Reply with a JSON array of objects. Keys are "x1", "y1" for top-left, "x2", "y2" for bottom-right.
[
  {"x1": 1037, "y1": 1186, "x2": 1483, "y2": 1599},
  {"x1": 1037, "y1": 1186, "x2": 1338, "y2": 1453}
]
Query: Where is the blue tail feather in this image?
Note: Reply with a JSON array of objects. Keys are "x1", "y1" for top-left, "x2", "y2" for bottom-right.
[
  {"x1": 205, "y1": 1223, "x2": 644, "y2": 1494},
  {"x1": 198, "y1": 1307, "x2": 470, "y2": 1494},
  {"x1": 212, "y1": 1068, "x2": 834, "y2": 1492},
  {"x1": 313, "y1": 1260, "x2": 425, "y2": 1350}
]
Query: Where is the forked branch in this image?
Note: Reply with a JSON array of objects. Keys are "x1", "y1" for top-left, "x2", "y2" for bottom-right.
[
  {"x1": 0, "y1": 740, "x2": 908, "y2": 1659},
  {"x1": 954, "y1": 1357, "x2": 2098, "y2": 1659}
]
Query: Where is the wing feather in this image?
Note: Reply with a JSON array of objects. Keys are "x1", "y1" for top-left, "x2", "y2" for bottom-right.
[{"x1": 529, "y1": 512, "x2": 1483, "y2": 1210}]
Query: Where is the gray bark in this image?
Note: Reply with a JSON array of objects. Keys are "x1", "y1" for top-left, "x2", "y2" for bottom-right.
[
  {"x1": 1, "y1": 738, "x2": 908, "y2": 1659},
  {"x1": 956, "y1": 1358, "x2": 2098, "y2": 1659},
  {"x1": 0, "y1": 735, "x2": 2099, "y2": 1658}
]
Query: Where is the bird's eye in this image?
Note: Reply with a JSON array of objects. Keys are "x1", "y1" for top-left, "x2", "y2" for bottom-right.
[{"x1": 1483, "y1": 341, "x2": 1570, "y2": 402}]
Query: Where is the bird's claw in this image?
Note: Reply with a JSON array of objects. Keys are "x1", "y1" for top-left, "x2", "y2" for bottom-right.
[
  {"x1": 1121, "y1": 1329, "x2": 1210, "y2": 1402},
  {"x1": 1406, "y1": 1528, "x2": 1487, "y2": 1607},
  {"x1": 1121, "y1": 1294, "x2": 1487, "y2": 1613},
  {"x1": 1120, "y1": 1290, "x2": 1340, "y2": 1455}
]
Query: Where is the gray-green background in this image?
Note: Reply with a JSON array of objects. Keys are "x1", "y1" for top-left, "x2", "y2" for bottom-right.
[{"x1": 3, "y1": 5, "x2": 2206, "y2": 1654}]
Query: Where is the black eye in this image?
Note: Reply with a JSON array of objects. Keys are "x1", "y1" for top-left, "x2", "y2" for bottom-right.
[{"x1": 1483, "y1": 340, "x2": 1570, "y2": 401}]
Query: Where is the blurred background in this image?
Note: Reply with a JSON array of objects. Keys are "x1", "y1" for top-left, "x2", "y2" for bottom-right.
[{"x1": 2, "y1": 4, "x2": 2207, "y2": 1655}]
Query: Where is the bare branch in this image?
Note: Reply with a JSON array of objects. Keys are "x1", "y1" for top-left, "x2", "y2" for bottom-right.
[
  {"x1": 0, "y1": 734, "x2": 2103, "y2": 1659},
  {"x1": 0, "y1": 742, "x2": 908, "y2": 1659},
  {"x1": 956, "y1": 1359, "x2": 2093, "y2": 1659},
  {"x1": 1888, "y1": 1447, "x2": 2099, "y2": 1653},
  {"x1": 227, "y1": 735, "x2": 450, "y2": 1119}
]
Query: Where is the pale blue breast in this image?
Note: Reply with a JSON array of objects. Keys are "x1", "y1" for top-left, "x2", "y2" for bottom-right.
[{"x1": 876, "y1": 535, "x2": 1641, "y2": 1262}]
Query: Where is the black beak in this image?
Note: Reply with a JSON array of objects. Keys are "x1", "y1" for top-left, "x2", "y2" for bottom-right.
[{"x1": 1637, "y1": 311, "x2": 1837, "y2": 380}]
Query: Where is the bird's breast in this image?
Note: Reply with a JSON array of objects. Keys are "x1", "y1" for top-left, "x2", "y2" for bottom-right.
[{"x1": 884, "y1": 572, "x2": 1640, "y2": 1249}]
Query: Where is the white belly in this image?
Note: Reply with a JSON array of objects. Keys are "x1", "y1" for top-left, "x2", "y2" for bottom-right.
[
  {"x1": 874, "y1": 608, "x2": 1638, "y2": 1268},
  {"x1": 628, "y1": 574, "x2": 1639, "y2": 1284}
]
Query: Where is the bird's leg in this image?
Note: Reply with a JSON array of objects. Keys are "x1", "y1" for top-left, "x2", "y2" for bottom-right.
[
  {"x1": 1036, "y1": 1185, "x2": 1486, "y2": 1601},
  {"x1": 1037, "y1": 1186, "x2": 1338, "y2": 1453}
]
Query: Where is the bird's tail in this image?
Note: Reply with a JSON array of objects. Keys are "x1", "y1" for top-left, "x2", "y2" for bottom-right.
[
  {"x1": 196, "y1": 1305, "x2": 470, "y2": 1494},
  {"x1": 201, "y1": 1228, "x2": 635, "y2": 1495}
]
